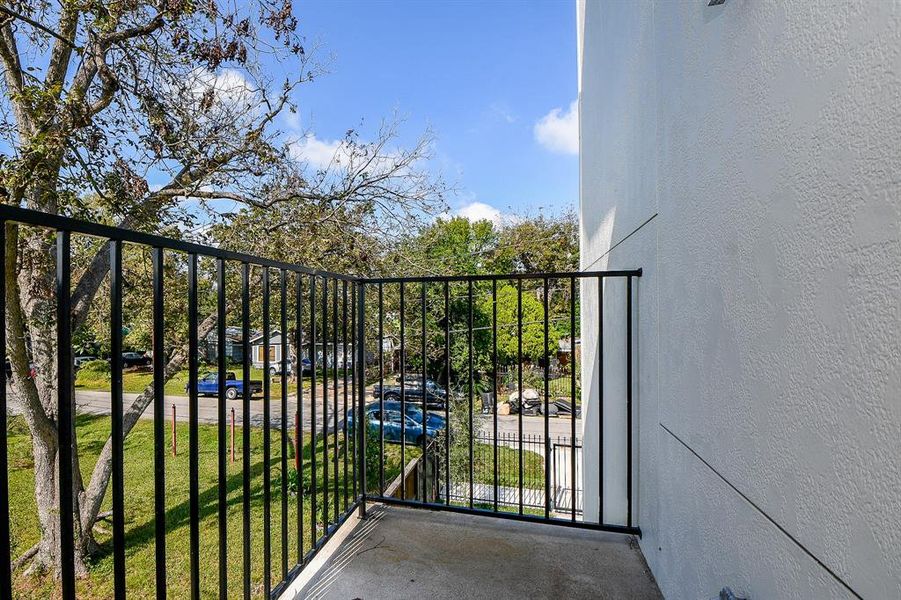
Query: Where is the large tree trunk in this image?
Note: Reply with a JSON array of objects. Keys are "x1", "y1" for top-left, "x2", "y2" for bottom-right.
[
  {"x1": 26, "y1": 427, "x2": 87, "y2": 578},
  {"x1": 6, "y1": 209, "x2": 222, "y2": 580},
  {"x1": 6, "y1": 224, "x2": 89, "y2": 577},
  {"x1": 78, "y1": 313, "x2": 219, "y2": 540}
]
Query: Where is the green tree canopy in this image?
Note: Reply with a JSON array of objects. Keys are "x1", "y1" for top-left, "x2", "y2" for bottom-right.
[{"x1": 483, "y1": 284, "x2": 560, "y2": 363}]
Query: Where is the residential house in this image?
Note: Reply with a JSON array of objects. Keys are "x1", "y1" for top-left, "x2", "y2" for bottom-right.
[
  {"x1": 201, "y1": 326, "x2": 248, "y2": 364},
  {"x1": 250, "y1": 330, "x2": 289, "y2": 372}
]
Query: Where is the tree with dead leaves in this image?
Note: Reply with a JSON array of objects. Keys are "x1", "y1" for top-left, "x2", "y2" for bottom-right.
[{"x1": 0, "y1": 0, "x2": 447, "y2": 580}]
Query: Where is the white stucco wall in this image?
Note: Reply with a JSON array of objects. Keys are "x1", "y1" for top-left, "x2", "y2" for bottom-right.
[{"x1": 578, "y1": 1, "x2": 901, "y2": 598}]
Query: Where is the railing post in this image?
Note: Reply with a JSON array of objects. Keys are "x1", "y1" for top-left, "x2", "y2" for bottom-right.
[
  {"x1": 356, "y1": 281, "x2": 367, "y2": 518},
  {"x1": 216, "y1": 258, "x2": 228, "y2": 598},
  {"x1": 151, "y1": 247, "x2": 167, "y2": 600},
  {"x1": 0, "y1": 223, "x2": 9, "y2": 600},
  {"x1": 56, "y1": 230, "x2": 76, "y2": 600},
  {"x1": 110, "y1": 239, "x2": 126, "y2": 599},
  {"x1": 187, "y1": 254, "x2": 199, "y2": 600},
  {"x1": 626, "y1": 275, "x2": 633, "y2": 528},
  {"x1": 240, "y1": 263, "x2": 252, "y2": 600}
]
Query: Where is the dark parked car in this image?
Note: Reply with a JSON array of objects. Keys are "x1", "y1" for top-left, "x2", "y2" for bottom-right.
[
  {"x1": 371, "y1": 378, "x2": 447, "y2": 409},
  {"x1": 368, "y1": 400, "x2": 447, "y2": 428},
  {"x1": 122, "y1": 352, "x2": 151, "y2": 368},
  {"x1": 186, "y1": 371, "x2": 262, "y2": 400},
  {"x1": 74, "y1": 356, "x2": 98, "y2": 370},
  {"x1": 348, "y1": 402, "x2": 445, "y2": 445}
]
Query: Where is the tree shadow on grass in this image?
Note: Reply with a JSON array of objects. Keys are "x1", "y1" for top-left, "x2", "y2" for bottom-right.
[{"x1": 89, "y1": 432, "x2": 353, "y2": 564}]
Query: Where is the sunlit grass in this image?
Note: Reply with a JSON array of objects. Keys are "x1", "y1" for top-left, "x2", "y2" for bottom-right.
[{"x1": 8, "y1": 414, "x2": 403, "y2": 599}]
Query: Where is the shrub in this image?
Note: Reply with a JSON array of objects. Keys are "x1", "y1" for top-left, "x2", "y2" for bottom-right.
[{"x1": 79, "y1": 359, "x2": 111, "y2": 376}]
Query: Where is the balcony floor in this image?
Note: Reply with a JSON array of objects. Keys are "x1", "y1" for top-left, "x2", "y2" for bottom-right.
[{"x1": 293, "y1": 505, "x2": 661, "y2": 600}]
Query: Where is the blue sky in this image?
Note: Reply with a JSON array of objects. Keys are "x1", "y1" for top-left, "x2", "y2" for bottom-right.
[{"x1": 285, "y1": 1, "x2": 579, "y2": 222}]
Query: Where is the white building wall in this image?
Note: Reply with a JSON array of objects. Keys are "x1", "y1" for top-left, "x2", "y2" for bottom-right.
[{"x1": 578, "y1": 1, "x2": 901, "y2": 598}]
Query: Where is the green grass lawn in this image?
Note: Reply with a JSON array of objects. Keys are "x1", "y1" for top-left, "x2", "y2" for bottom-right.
[
  {"x1": 8, "y1": 414, "x2": 405, "y2": 599},
  {"x1": 472, "y1": 442, "x2": 544, "y2": 489},
  {"x1": 442, "y1": 440, "x2": 545, "y2": 517}
]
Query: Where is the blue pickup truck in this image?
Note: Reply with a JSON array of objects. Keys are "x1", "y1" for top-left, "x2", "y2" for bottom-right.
[{"x1": 187, "y1": 372, "x2": 262, "y2": 400}]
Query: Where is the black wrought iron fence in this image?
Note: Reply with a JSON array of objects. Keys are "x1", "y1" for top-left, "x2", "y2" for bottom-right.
[
  {"x1": 0, "y1": 205, "x2": 366, "y2": 600},
  {"x1": 360, "y1": 271, "x2": 640, "y2": 536},
  {"x1": 0, "y1": 204, "x2": 640, "y2": 600},
  {"x1": 443, "y1": 432, "x2": 581, "y2": 514}
]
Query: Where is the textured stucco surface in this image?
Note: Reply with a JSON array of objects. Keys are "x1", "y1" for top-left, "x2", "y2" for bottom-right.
[{"x1": 578, "y1": 1, "x2": 901, "y2": 598}]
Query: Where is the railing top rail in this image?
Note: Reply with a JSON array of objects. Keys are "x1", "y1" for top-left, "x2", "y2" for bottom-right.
[
  {"x1": 363, "y1": 269, "x2": 642, "y2": 284},
  {"x1": 0, "y1": 204, "x2": 359, "y2": 281},
  {"x1": 0, "y1": 204, "x2": 642, "y2": 284}
]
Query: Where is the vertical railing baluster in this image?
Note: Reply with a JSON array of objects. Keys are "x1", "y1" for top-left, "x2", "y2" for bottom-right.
[
  {"x1": 421, "y1": 281, "x2": 427, "y2": 502},
  {"x1": 350, "y1": 283, "x2": 357, "y2": 501},
  {"x1": 356, "y1": 282, "x2": 367, "y2": 518},
  {"x1": 241, "y1": 264, "x2": 251, "y2": 600},
  {"x1": 56, "y1": 231, "x2": 76, "y2": 600},
  {"x1": 150, "y1": 245, "x2": 166, "y2": 600},
  {"x1": 597, "y1": 276, "x2": 604, "y2": 524},
  {"x1": 280, "y1": 270, "x2": 289, "y2": 580},
  {"x1": 0, "y1": 224, "x2": 8, "y2": 600},
  {"x1": 332, "y1": 279, "x2": 340, "y2": 522},
  {"x1": 570, "y1": 276, "x2": 577, "y2": 522},
  {"x1": 492, "y1": 280, "x2": 498, "y2": 512},
  {"x1": 216, "y1": 258, "x2": 227, "y2": 598},
  {"x1": 295, "y1": 274, "x2": 304, "y2": 563},
  {"x1": 321, "y1": 277, "x2": 329, "y2": 528},
  {"x1": 468, "y1": 279, "x2": 474, "y2": 509},
  {"x1": 399, "y1": 282, "x2": 406, "y2": 500},
  {"x1": 516, "y1": 279, "x2": 523, "y2": 515},
  {"x1": 309, "y1": 276, "x2": 318, "y2": 548},
  {"x1": 626, "y1": 276, "x2": 633, "y2": 528},
  {"x1": 187, "y1": 254, "x2": 200, "y2": 600},
  {"x1": 109, "y1": 239, "x2": 126, "y2": 599},
  {"x1": 378, "y1": 283, "x2": 385, "y2": 494},
  {"x1": 342, "y1": 280, "x2": 349, "y2": 511},
  {"x1": 262, "y1": 267, "x2": 271, "y2": 597},
  {"x1": 543, "y1": 277, "x2": 551, "y2": 519},
  {"x1": 443, "y1": 281, "x2": 450, "y2": 505}
]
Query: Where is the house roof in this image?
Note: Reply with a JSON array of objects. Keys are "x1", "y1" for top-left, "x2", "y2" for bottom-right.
[
  {"x1": 248, "y1": 330, "x2": 284, "y2": 345},
  {"x1": 204, "y1": 326, "x2": 254, "y2": 343}
]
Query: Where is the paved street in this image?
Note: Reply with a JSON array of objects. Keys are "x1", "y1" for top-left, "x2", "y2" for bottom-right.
[
  {"x1": 10, "y1": 385, "x2": 582, "y2": 438},
  {"x1": 478, "y1": 412, "x2": 581, "y2": 439},
  {"x1": 72, "y1": 387, "x2": 352, "y2": 432}
]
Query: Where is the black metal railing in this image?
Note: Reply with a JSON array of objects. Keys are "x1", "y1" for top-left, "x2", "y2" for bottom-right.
[
  {"x1": 0, "y1": 204, "x2": 640, "y2": 599},
  {"x1": 360, "y1": 271, "x2": 640, "y2": 536},
  {"x1": 0, "y1": 205, "x2": 366, "y2": 600}
]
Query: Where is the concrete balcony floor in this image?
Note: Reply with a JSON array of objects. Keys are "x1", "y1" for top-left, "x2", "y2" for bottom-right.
[{"x1": 293, "y1": 505, "x2": 661, "y2": 600}]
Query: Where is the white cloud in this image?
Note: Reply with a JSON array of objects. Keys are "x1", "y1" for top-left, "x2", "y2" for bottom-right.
[
  {"x1": 281, "y1": 108, "x2": 302, "y2": 131},
  {"x1": 289, "y1": 131, "x2": 410, "y2": 176},
  {"x1": 190, "y1": 67, "x2": 257, "y2": 111},
  {"x1": 534, "y1": 99, "x2": 579, "y2": 155},
  {"x1": 288, "y1": 134, "x2": 346, "y2": 170},
  {"x1": 457, "y1": 201, "x2": 502, "y2": 225}
]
